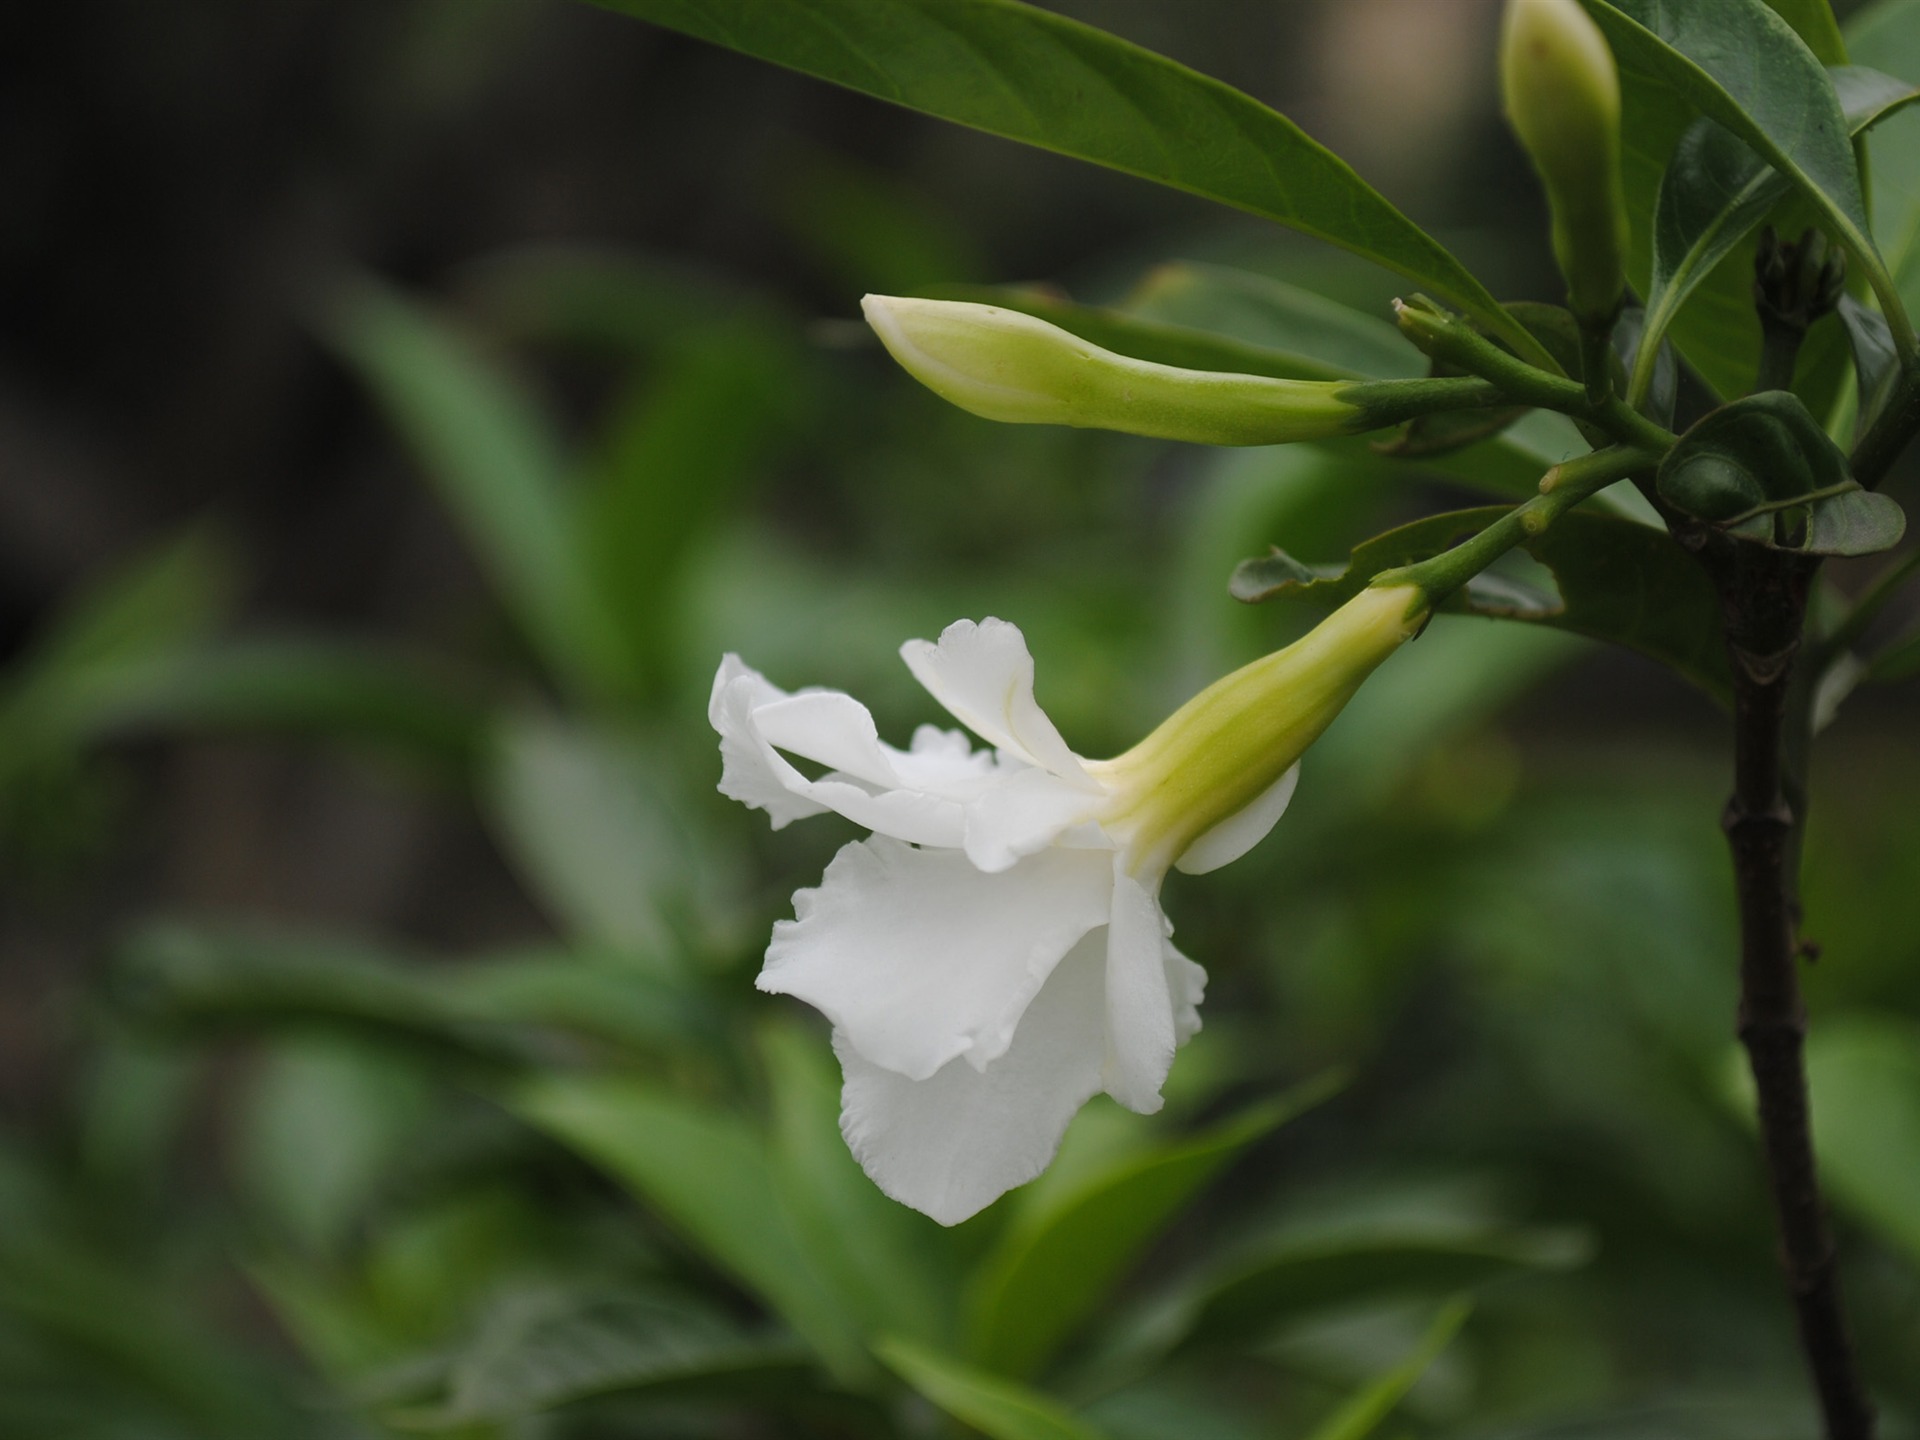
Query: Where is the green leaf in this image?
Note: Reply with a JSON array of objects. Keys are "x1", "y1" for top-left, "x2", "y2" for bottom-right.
[
  {"x1": 512, "y1": 1074, "x2": 873, "y2": 1384},
  {"x1": 1834, "y1": 291, "x2": 1902, "y2": 432},
  {"x1": 580, "y1": 323, "x2": 804, "y2": 692},
  {"x1": 875, "y1": 1336, "x2": 1111, "y2": 1440},
  {"x1": 584, "y1": 0, "x2": 1542, "y2": 361},
  {"x1": 391, "y1": 1289, "x2": 811, "y2": 1428},
  {"x1": 1174, "y1": 1225, "x2": 1588, "y2": 1354},
  {"x1": 1117, "y1": 263, "x2": 1425, "y2": 380},
  {"x1": 51, "y1": 639, "x2": 489, "y2": 778},
  {"x1": 964, "y1": 1073, "x2": 1343, "y2": 1378},
  {"x1": 1866, "y1": 619, "x2": 1920, "y2": 680},
  {"x1": 1232, "y1": 507, "x2": 1733, "y2": 703},
  {"x1": 1637, "y1": 67, "x2": 1920, "y2": 403},
  {"x1": 1768, "y1": 0, "x2": 1850, "y2": 64},
  {"x1": 483, "y1": 713, "x2": 695, "y2": 968},
  {"x1": 758, "y1": 1022, "x2": 956, "y2": 1348},
  {"x1": 1581, "y1": 1, "x2": 1905, "y2": 346},
  {"x1": 1802, "y1": 1015, "x2": 1920, "y2": 1265},
  {"x1": 325, "y1": 282, "x2": 632, "y2": 700},
  {"x1": 1849, "y1": 0, "x2": 1920, "y2": 336},
  {"x1": 1301, "y1": 1297, "x2": 1472, "y2": 1440},
  {"x1": 1657, "y1": 392, "x2": 1907, "y2": 553}
]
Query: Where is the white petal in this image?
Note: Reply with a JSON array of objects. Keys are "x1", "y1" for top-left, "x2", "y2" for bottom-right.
[
  {"x1": 961, "y1": 766, "x2": 1110, "y2": 874},
  {"x1": 889, "y1": 724, "x2": 1005, "y2": 794},
  {"x1": 833, "y1": 930, "x2": 1108, "y2": 1226},
  {"x1": 709, "y1": 655, "x2": 831, "y2": 829},
  {"x1": 900, "y1": 619, "x2": 1097, "y2": 787},
  {"x1": 1101, "y1": 864, "x2": 1178, "y2": 1114},
  {"x1": 759, "y1": 837, "x2": 1113, "y2": 1081},
  {"x1": 1174, "y1": 762, "x2": 1301, "y2": 875},
  {"x1": 1166, "y1": 943, "x2": 1207, "y2": 1046},
  {"x1": 752, "y1": 690, "x2": 908, "y2": 790}
]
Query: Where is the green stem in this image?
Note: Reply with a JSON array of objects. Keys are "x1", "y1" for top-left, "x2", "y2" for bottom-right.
[
  {"x1": 1394, "y1": 299, "x2": 1676, "y2": 454},
  {"x1": 1580, "y1": 320, "x2": 1616, "y2": 407},
  {"x1": 1375, "y1": 444, "x2": 1654, "y2": 606}
]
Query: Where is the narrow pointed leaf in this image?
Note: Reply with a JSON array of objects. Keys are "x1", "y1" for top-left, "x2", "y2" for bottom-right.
[
  {"x1": 876, "y1": 1337, "x2": 1111, "y2": 1440},
  {"x1": 584, "y1": 0, "x2": 1541, "y2": 360},
  {"x1": 964, "y1": 1074, "x2": 1343, "y2": 1377},
  {"x1": 1302, "y1": 1298, "x2": 1473, "y2": 1440},
  {"x1": 511, "y1": 1076, "x2": 873, "y2": 1384}
]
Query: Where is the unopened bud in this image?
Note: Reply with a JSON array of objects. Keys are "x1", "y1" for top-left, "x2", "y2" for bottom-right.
[
  {"x1": 862, "y1": 294, "x2": 1367, "y2": 446},
  {"x1": 1501, "y1": 0, "x2": 1628, "y2": 327}
]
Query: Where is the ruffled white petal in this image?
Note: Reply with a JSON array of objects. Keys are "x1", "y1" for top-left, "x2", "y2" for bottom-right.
[
  {"x1": 834, "y1": 930, "x2": 1109, "y2": 1226},
  {"x1": 961, "y1": 765, "x2": 1109, "y2": 874},
  {"x1": 1100, "y1": 863, "x2": 1179, "y2": 1114},
  {"x1": 1174, "y1": 761, "x2": 1301, "y2": 875},
  {"x1": 710, "y1": 655, "x2": 831, "y2": 829},
  {"x1": 1165, "y1": 943, "x2": 1207, "y2": 1046},
  {"x1": 900, "y1": 619, "x2": 1097, "y2": 787},
  {"x1": 759, "y1": 836, "x2": 1113, "y2": 1081}
]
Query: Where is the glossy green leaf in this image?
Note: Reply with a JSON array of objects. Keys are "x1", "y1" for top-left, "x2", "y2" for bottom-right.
[
  {"x1": 758, "y1": 1023, "x2": 955, "y2": 1348},
  {"x1": 512, "y1": 1075, "x2": 873, "y2": 1384},
  {"x1": 1580, "y1": 1, "x2": 1904, "y2": 345},
  {"x1": 1175, "y1": 1224, "x2": 1589, "y2": 1353},
  {"x1": 1233, "y1": 507, "x2": 1732, "y2": 703},
  {"x1": 326, "y1": 283, "x2": 632, "y2": 700},
  {"x1": 392, "y1": 1289, "x2": 810, "y2": 1427},
  {"x1": 1657, "y1": 392, "x2": 1907, "y2": 553},
  {"x1": 1637, "y1": 67, "x2": 1920, "y2": 403},
  {"x1": 964, "y1": 1073, "x2": 1343, "y2": 1377},
  {"x1": 876, "y1": 1336, "x2": 1110, "y2": 1440},
  {"x1": 1834, "y1": 291, "x2": 1902, "y2": 432},
  {"x1": 1302, "y1": 1297, "x2": 1472, "y2": 1440},
  {"x1": 585, "y1": 0, "x2": 1542, "y2": 361},
  {"x1": 1768, "y1": 0, "x2": 1850, "y2": 64},
  {"x1": 1802, "y1": 1016, "x2": 1920, "y2": 1264}
]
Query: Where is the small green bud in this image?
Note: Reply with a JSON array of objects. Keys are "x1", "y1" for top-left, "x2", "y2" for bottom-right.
[
  {"x1": 1501, "y1": 0, "x2": 1628, "y2": 327},
  {"x1": 863, "y1": 294, "x2": 1367, "y2": 446}
]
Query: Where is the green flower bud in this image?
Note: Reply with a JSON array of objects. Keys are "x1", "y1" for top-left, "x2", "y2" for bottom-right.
[
  {"x1": 1501, "y1": 0, "x2": 1629, "y2": 326},
  {"x1": 1088, "y1": 583, "x2": 1429, "y2": 874},
  {"x1": 863, "y1": 294, "x2": 1367, "y2": 446}
]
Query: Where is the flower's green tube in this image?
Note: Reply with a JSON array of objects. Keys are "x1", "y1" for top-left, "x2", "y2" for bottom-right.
[
  {"x1": 1088, "y1": 583, "x2": 1428, "y2": 874},
  {"x1": 1501, "y1": 0, "x2": 1628, "y2": 327},
  {"x1": 863, "y1": 295, "x2": 1493, "y2": 446}
]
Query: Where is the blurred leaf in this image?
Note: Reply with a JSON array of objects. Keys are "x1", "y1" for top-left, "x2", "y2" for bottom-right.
[
  {"x1": 390, "y1": 1288, "x2": 810, "y2": 1428},
  {"x1": 1301, "y1": 1297, "x2": 1472, "y2": 1440},
  {"x1": 483, "y1": 713, "x2": 696, "y2": 968},
  {"x1": 1173, "y1": 1224, "x2": 1588, "y2": 1355},
  {"x1": 235, "y1": 1038, "x2": 432, "y2": 1254},
  {"x1": 585, "y1": 0, "x2": 1544, "y2": 361},
  {"x1": 1767, "y1": 0, "x2": 1849, "y2": 63},
  {"x1": 876, "y1": 1336, "x2": 1111, "y2": 1440},
  {"x1": 965, "y1": 1073, "x2": 1344, "y2": 1378},
  {"x1": 326, "y1": 282, "x2": 632, "y2": 699},
  {"x1": 1640, "y1": 68, "x2": 1920, "y2": 396},
  {"x1": 1865, "y1": 617, "x2": 1920, "y2": 680},
  {"x1": 115, "y1": 925, "x2": 552, "y2": 1072},
  {"x1": 1802, "y1": 1013, "x2": 1920, "y2": 1266},
  {"x1": 459, "y1": 244, "x2": 786, "y2": 354},
  {"x1": 1852, "y1": 0, "x2": 1920, "y2": 330},
  {"x1": 511, "y1": 1074, "x2": 873, "y2": 1384},
  {"x1": 783, "y1": 151, "x2": 984, "y2": 294},
  {"x1": 54, "y1": 639, "x2": 490, "y2": 777},
  {"x1": 579, "y1": 324, "x2": 801, "y2": 692},
  {"x1": 1581, "y1": 1, "x2": 1893, "y2": 333},
  {"x1": 1233, "y1": 507, "x2": 1732, "y2": 703},
  {"x1": 1120, "y1": 262, "x2": 1423, "y2": 380},
  {"x1": 758, "y1": 1022, "x2": 956, "y2": 1347}
]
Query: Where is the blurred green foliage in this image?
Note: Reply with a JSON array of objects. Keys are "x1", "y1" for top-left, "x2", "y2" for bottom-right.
[{"x1": 5, "y1": 0, "x2": 1920, "y2": 1437}]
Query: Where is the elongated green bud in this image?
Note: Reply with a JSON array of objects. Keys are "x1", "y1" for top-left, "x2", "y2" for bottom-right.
[
  {"x1": 863, "y1": 295, "x2": 1488, "y2": 447},
  {"x1": 1088, "y1": 583, "x2": 1428, "y2": 874},
  {"x1": 1501, "y1": 0, "x2": 1628, "y2": 326}
]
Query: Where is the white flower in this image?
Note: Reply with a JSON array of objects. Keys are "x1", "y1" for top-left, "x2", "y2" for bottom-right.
[{"x1": 710, "y1": 586, "x2": 1424, "y2": 1224}]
